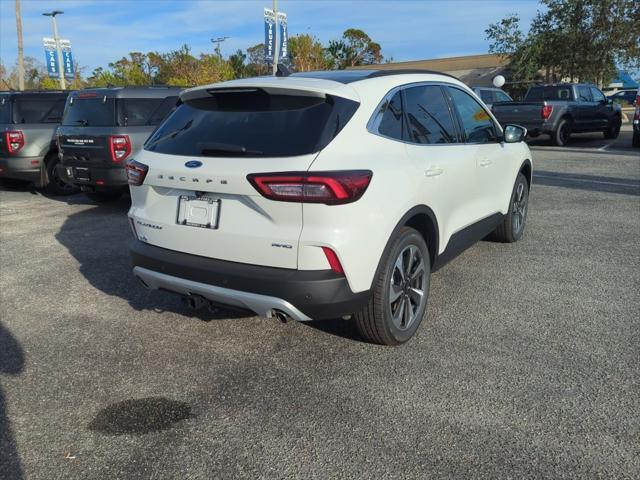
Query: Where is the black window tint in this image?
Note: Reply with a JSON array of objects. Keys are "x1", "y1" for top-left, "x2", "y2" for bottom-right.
[
  {"x1": 62, "y1": 97, "x2": 116, "y2": 126},
  {"x1": 404, "y1": 86, "x2": 458, "y2": 144},
  {"x1": 118, "y1": 98, "x2": 166, "y2": 126},
  {"x1": 577, "y1": 86, "x2": 592, "y2": 102},
  {"x1": 526, "y1": 86, "x2": 574, "y2": 101},
  {"x1": 148, "y1": 96, "x2": 179, "y2": 125},
  {"x1": 590, "y1": 87, "x2": 605, "y2": 103},
  {"x1": 479, "y1": 90, "x2": 494, "y2": 104},
  {"x1": 145, "y1": 90, "x2": 359, "y2": 157},
  {"x1": 12, "y1": 98, "x2": 65, "y2": 124},
  {"x1": 448, "y1": 87, "x2": 498, "y2": 143},
  {"x1": 0, "y1": 96, "x2": 10, "y2": 123},
  {"x1": 377, "y1": 91, "x2": 404, "y2": 140}
]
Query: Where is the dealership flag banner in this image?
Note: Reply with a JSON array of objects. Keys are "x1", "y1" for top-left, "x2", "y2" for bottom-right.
[
  {"x1": 278, "y1": 12, "x2": 288, "y2": 60},
  {"x1": 263, "y1": 8, "x2": 276, "y2": 62},
  {"x1": 43, "y1": 38, "x2": 59, "y2": 78},
  {"x1": 60, "y1": 40, "x2": 75, "y2": 79},
  {"x1": 43, "y1": 38, "x2": 74, "y2": 79}
]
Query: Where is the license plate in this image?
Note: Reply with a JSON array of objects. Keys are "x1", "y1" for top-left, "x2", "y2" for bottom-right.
[
  {"x1": 73, "y1": 167, "x2": 90, "y2": 181},
  {"x1": 176, "y1": 195, "x2": 220, "y2": 229}
]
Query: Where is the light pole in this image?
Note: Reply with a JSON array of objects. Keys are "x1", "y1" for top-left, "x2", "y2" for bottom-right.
[
  {"x1": 210, "y1": 36, "x2": 230, "y2": 59},
  {"x1": 272, "y1": 0, "x2": 278, "y2": 75},
  {"x1": 15, "y1": 0, "x2": 24, "y2": 90},
  {"x1": 42, "y1": 10, "x2": 65, "y2": 89}
]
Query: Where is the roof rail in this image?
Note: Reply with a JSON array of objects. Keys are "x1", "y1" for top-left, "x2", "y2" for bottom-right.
[{"x1": 366, "y1": 69, "x2": 460, "y2": 81}]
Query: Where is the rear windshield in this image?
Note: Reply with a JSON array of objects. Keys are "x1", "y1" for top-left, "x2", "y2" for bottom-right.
[
  {"x1": 3, "y1": 96, "x2": 66, "y2": 124},
  {"x1": 144, "y1": 89, "x2": 359, "y2": 157},
  {"x1": 63, "y1": 96, "x2": 178, "y2": 127},
  {"x1": 0, "y1": 96, "x2": 9, "y2": 123},
  {"x1": 526, "y1": 86, "x2": 574, "y2": 101},
  {"x1": 63, "y1": 97, "x2": 116, "y2": 126}
]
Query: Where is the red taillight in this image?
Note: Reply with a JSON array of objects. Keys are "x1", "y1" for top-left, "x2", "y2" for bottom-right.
[
  {"x1": 5, "y1": 130, "x2": 25, "y2": 154},
  {"x1": 247, "y1": 170, "x2": 372, "y2": 205},
  {"x1": 321, "y1": 246, "x2": 344, "y2": 274},
  {"x1": 109, "y1": 135, "x2": 131, "y2": 163},
  {"x1": 125, "y1": 160, "x2": 149, "y2": 186},
  {"x1": 541, "y1": 105, "x2": 553, "y2": 120}
]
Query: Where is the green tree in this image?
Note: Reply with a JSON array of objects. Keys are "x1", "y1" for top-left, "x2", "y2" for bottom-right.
[
  {"x1": 228, "y1": 49, "x2": 247, "y2": 78},
  {"x1": 246, "y1": 43, "x2": 269, "y2": 76},
  {"x1": 327, "y1": 29, "x2": 383, "y2": 69},
  {"x1": 486, "y1": 0, "x2": 640, "y2": 86},
  {"x1": 288, "y1": 34, "x2": 330, "y2": 72}
]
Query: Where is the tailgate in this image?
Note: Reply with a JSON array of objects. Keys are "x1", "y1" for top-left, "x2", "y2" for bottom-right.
[
  {"x1": 59, "y1": 127, "x2": 111, "y2": 166},
  {"x1": 491, "y1": 102, "x2": 543, "y2": 125},
  {"x1": 130, "y1": 151, "x2": 317, "y2": 269}
]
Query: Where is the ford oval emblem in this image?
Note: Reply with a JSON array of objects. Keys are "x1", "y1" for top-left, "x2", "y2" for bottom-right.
[{"x1": 185, "y1": 161, "x2": 203, "y2": 168}]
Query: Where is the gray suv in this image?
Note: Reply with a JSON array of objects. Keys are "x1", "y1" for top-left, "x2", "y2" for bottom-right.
[
  {"x1": 57, "y1": 86, "x2": 180, "y2": 202},
  {"x1": 0, "y1": 90, "x2": 75, "y2": 194}
]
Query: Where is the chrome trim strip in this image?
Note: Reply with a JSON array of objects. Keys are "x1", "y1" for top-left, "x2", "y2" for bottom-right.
[{"x1": 133, "y1": 267, "x2": 312, "y2": 322}]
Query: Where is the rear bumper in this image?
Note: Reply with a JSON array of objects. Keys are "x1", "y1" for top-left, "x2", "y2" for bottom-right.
[
  {"x1": 57, "y1": 163, "x2": 127, "y2": 190},
  {"x1": 0, "y1": 156, "x2": 43, "y2": 184},
  {"x1": 130, "y1": 240, "x2": 370, "y2": 321}
]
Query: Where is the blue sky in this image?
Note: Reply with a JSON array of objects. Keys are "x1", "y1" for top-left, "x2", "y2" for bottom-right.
[{"x1": 1, "y1": 0, "x2": 542, "y2": 74}]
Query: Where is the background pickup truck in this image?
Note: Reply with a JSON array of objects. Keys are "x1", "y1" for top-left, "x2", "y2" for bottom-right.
[{"x1": 491, "y1": 83, "x2": 622, "y2": 146}]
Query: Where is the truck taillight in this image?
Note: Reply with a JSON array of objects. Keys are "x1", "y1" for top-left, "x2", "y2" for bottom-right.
[
  {"x1": 247, "y1": 170, "x2": 373, "y2": 205},
  {"x1": 109, "y1": 135, "x2": 131, "y2": 163},
  {"x1": 125, "y1": 160, "x2": 149, "y2": 186},
  {"x1": 542, "y1": 105, "x2": 553, "y2": 120},
  {"x1": 5, "y1": 130, "x2": 25, "y2": 154}
]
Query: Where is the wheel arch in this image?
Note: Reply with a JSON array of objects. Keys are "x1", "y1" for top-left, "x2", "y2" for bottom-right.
[
  {"x1": 371, "y1": 205, "x2": 440, "y2": 290},
  {"x1": 519, "y1": 159, "x2": 532, "y2": 189}
]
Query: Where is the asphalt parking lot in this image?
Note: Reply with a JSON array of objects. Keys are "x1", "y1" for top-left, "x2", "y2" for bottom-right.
[{"x1": 1, "y1": 130, "x2": 638, "y2": 479}]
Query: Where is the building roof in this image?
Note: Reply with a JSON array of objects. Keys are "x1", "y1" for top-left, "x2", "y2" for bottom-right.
[{"x1": 349, "y1": 53, "x2": 510, "y2": 88}]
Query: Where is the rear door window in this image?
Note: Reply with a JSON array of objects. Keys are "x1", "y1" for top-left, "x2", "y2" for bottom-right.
[
  {"x1": 12, "y1": 97, "x2": 66, "y2": 124},
  {"x1": 63, "y1": 97, "x2": 116, "y2": 126},
  {"x1": 577, "y1": 86, "x2": 592, "y2": 102},
  {"x1": 145, "y1": 89, "x2": 359, "y2": 157},
  {"x1": 494, "y1": 90, "x2": 512, "y2": 102},
  {"x1": 377, "y1": 91, "x2": 404, "y2": 141},
  {"x1": 404, "y1": 85, "x2": 458, "y2": 144},
  {"x1": 478, "y1": 89, "x2": 495, "y2": 104},
  {"x1": 447, "y1": 87, "x2": 498, "y2": 143}
]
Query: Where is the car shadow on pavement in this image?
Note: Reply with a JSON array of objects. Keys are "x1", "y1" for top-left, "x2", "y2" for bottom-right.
[
  {"x1": 0, "y1": 322, "x2": 25, "y2": 480},
  {"x1": 533, "y1": 170, "x2": 640, "y2": 196},
  {"x1": 54, "y1": 201, "x2": 249, "y2": 321}
]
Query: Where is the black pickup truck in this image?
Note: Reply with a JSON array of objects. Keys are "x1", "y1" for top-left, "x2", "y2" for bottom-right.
[{"x1": 492, "y1": 84, "x2": 622, "y2": 146}]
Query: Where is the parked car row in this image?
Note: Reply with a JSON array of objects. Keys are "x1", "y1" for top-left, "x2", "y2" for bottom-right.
[{"x1": 0, "y1": 86, "x2": 181, "y2": 201}]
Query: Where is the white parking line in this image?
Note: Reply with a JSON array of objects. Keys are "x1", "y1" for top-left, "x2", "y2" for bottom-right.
[{"x1": 533, "y1": 173, "x2": 639, "y2": 188}]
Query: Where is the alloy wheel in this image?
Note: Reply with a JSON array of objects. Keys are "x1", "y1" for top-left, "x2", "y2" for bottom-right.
[
  {"x1": 389, "y1": 245, "x2": 427, "y2": 331},
  {"x1": 512, "y1": 181, "x2": 528, "y2": 235}
]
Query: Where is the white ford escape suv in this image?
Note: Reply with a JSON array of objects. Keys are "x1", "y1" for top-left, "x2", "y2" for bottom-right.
[{"x1": 127, "y1": 69, "x2": 532, "y2": 345}]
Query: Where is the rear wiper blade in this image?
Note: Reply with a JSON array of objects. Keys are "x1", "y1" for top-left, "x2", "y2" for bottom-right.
[
  {"x1": 74, "y1": 119, "x2": 89, "y2": 126},
  {"x1": 198, "y1": 142, "x2": 263, "y2": 156}
]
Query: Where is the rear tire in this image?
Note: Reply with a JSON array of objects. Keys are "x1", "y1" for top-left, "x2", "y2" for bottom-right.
[
  {"x1": 492, "y1": 173, "x2": 529, "y2": 243},
  {"x1": 604, "y1": 117, "x2": 621, "y2": 139},
  {"x1": 632, "y1": 131, "x2": 640, "y2": 148},
  {"x1": 85, "y1": 191, "x2": 123, "y2": 203},
  {"x1": 355, "y1": 227, "x2": 430, "y2": 346},
  {"x1": 44, "y1": 155, "x2": 78, "y2": 196},
  {"x1": 552, "y1": 118, "x2": 572, "y2": 146}
]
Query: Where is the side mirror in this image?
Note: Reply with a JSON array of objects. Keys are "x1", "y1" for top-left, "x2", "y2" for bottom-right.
[
  {"x1": 503, "y1": 124, "x2": 527, "y2": 143},
  {"x1": 606, "y1": 98, "x2": 613, "y2": 105}
]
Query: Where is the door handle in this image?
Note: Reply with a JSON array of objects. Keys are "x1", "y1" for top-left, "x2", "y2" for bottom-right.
[
  {"x1": 479, "y1": 159, "x2": 492, "y2": 167},
  {"x1": 425, "y1": 167, "x2": 444, "y2": 177}
]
